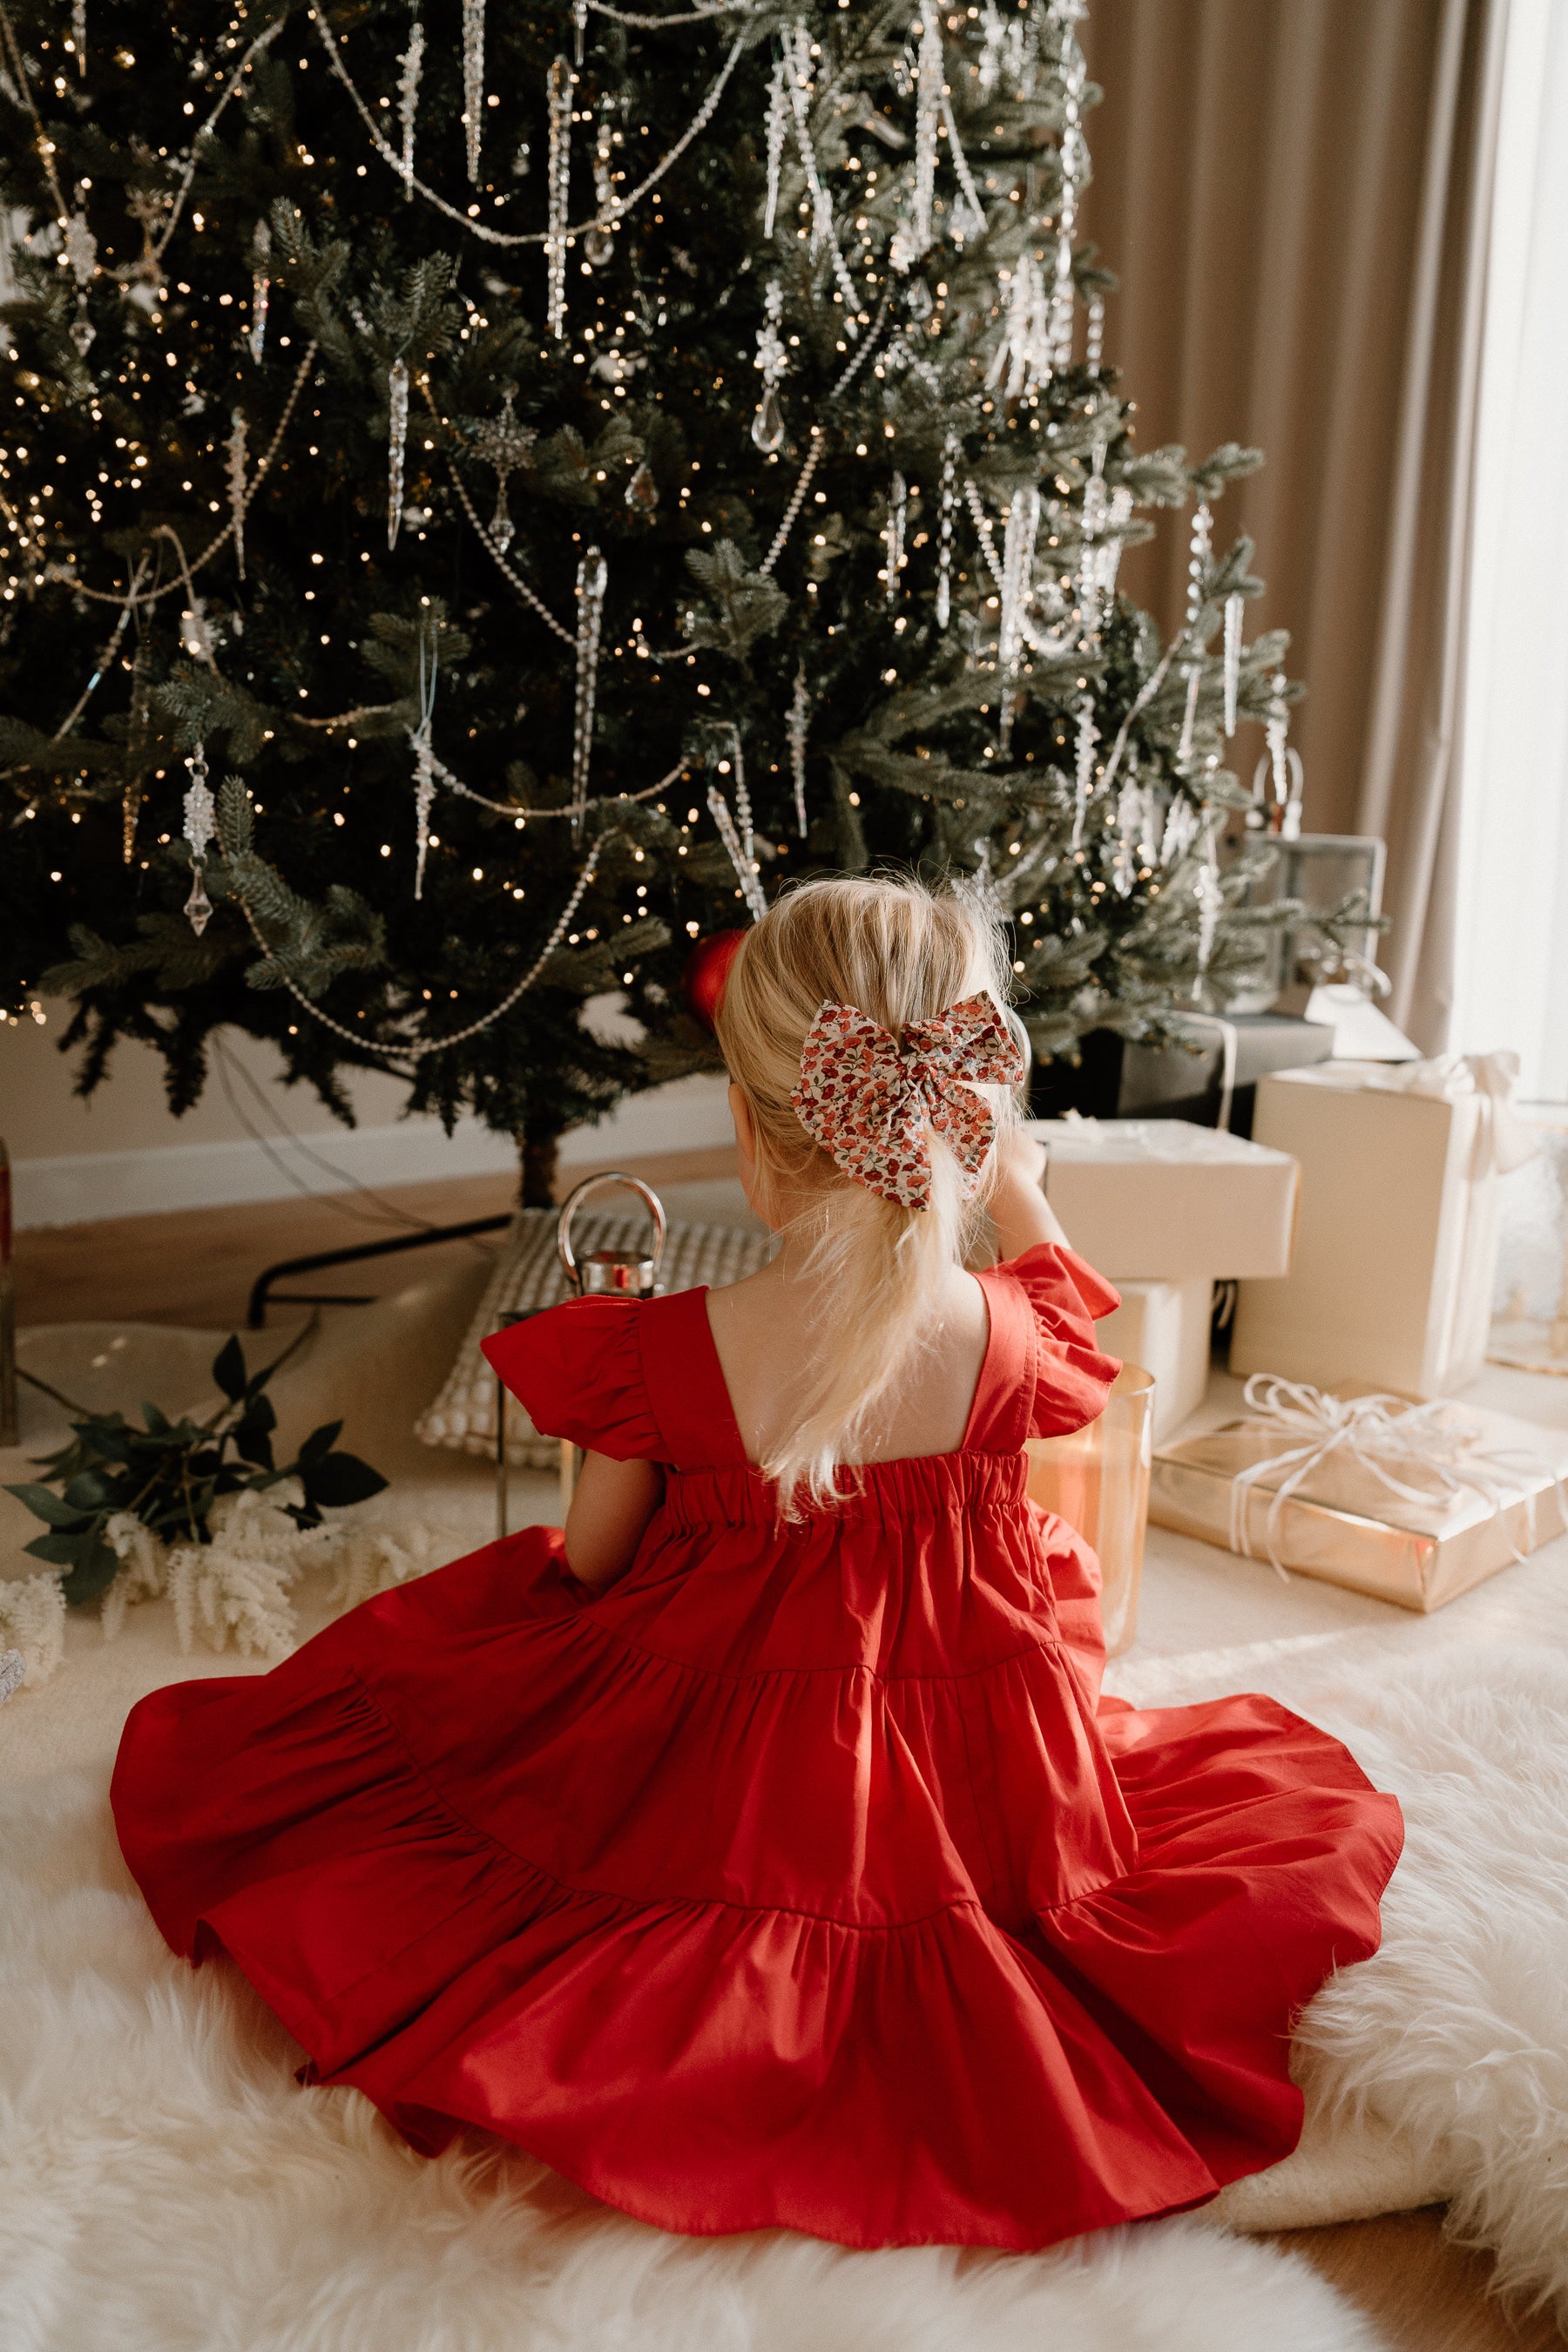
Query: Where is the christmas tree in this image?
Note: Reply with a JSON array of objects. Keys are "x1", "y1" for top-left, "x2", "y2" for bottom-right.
[{"x1": 0, "y1": 0, "x2": 1345, "y2": 1200}]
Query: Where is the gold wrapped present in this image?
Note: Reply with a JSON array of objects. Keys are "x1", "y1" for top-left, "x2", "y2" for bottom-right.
[{"x1": 1150, "y1": 1376, "x2": 1568, "y2": 1612}]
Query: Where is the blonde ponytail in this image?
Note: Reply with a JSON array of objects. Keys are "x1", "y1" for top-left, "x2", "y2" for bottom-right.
[{"x1": 713, "y1": 875, "x2": 1020, "y2": 1511}]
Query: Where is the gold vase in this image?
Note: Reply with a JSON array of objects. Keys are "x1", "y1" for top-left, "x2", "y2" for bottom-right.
[{"x1": 1025, "y1": 1365, "x2": 1156, "y2": 1656}]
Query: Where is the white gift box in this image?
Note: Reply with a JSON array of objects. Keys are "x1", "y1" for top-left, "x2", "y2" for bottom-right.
[
  {"x1": 1095, "y1": 1277, "x2": 1213, "y2": 1441},
  {"x1": 1231, "y1": 1057, "x2": 1538, "y2": 1399},
  {"x1": 1026, "y1": 1118, "x2": 1301, "y2": 1281}
]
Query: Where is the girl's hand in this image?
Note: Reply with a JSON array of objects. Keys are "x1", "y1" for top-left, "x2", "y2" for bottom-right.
[{"x1": 990, "y1": 1123, "x2": 1070, "y2": 1260}]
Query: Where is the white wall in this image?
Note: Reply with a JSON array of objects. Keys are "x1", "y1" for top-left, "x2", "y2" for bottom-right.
[{"x1": 1, "y1": 1010, "x2": 732, "y2": 1228}]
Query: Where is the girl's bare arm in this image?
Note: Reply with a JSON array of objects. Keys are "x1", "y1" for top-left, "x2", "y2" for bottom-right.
[
  {"x1": 990, "y1": 1127, "x2": 1071, "y2": 1261},
  {"x1": 564, "y1": 1451, "x2": 665, "y2": 1589}
]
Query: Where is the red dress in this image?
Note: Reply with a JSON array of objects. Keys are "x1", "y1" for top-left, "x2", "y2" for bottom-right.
[{"x1": 112, "y1": 1245, "x2": 1402, "y2": 2252}]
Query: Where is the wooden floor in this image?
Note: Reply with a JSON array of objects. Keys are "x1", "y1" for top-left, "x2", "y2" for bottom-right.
[
  {"x1": 14, "y1": 1146, "x2": 739, "y2": 1334},
  {"x1": 14, "y1": 1170, "x2": 1566, "y2": 2349}
]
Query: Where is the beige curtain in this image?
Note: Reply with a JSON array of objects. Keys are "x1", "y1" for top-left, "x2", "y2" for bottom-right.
[{"x1": 1080, "y1": 0, "x2": 1508, "y2": 1048}]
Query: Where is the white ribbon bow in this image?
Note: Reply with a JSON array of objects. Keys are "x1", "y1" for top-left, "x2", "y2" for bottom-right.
[
  {"x1": 1227, "y1": 1373, "x2": 1562, "y2": 1578},
  {"x1": 1348, "y1": 1051, "x2": 1539, "y2": 1177}
]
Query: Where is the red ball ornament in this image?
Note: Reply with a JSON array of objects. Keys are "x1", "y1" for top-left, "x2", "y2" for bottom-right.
[{"x1": 682, "y1": 929, "x2": 746, "y2": 1031}]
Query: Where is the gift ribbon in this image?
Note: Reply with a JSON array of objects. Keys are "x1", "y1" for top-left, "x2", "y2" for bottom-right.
[
  {"x1": 1308, "y1": 1051, "x2": 1539, "y2": 1178},
  {"x1": 1225, "y1": 1373, "x2": 1566, "y2": 1578}
]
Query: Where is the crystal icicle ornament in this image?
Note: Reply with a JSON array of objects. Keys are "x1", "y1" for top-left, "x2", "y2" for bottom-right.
[
  {"x1": 763, "y1": 54, "x2": 788, "y2": 238},
  {"x1": 398, "y1": 16, "x2": 425, "y2": 202},
  {"x1": 936, "y1": 429, "x2": 958, "y2": 629},
  {"x1": 462, "y1": 0, "x2": 485, "y2": 182},
  {"x1": 585, "y1": 113, "x2": 617, "y2": 268},
  {"x1": 885, "y1": 470, "x2": 908, "y2": 610},
  {"x1": 1223, "y1": 590, "x2": 1244, "y2": 737},
  {"x1": 72, "y1": 0, "x2": 86, "y2": 74},
  {"x1": 226, "y1": 409, "x2": 247, "y2": 581},
  {"x1": 1159, "y1": 793, "x2": 1199, "y2": 867},
  {"x1": 387, "y1": 358, "x2": 409, "y2": 550},
  {"x1": 727, "y1": 728, "x2": 754, "y2": 865},
  {"x1": 997, "y1": 483, "x2": 1041, "y2": 701},
  {"x1": 1184, "y1": 497, "x2": 1213, "y2": 634},
  {"x1": 909, "y1": 4, "x2": 943, "y2": 260},
  {"x1": 977, "y1": 0, "x2": 1004, "y2": 97},
  {"x1": 1257, "y1": 669, "x2": 1293, "y2": 814},
  {"x1": 64, "y1": 211, "x2": 97, "y2": 354},
  {"x1": 571, "y1": 544, "x2": 607, "y2": 840},
  {"x1": 1193, "y1": 831, "x2": 1223, "y2": 993},
  {"x1": 987, "y1": 251, "x2": 1051, "y2": 398},
  {"x1": 707, "y1": 783, "x2": 767, "y2": 923},
  {"x1": 468, "y1": 382, "x2": 536, "y2": 555},
  {"x1": 545, "y1": 57, "x2": 572, "y2": 341},
  {"x1": 182, "y1": 743, "x2": 215, "y2": 936},
  {"x1": 248, "y1": 221, "x2": 270, "y2": 364},
  {"x1": 1176, "y1": 663, "x2": 1202, "y2": 769},
  {"x1": 782, "y1": 24, "x2": 859, "y2": 321},
  {"x1": 412, "y1": 721, "x2": 436, "y2": 898},
  {"x1": 788, "y1": 666, "x2": 809, "y2": 838},
  {"x1": 751, "y1": 276, "x2": 787, "y2": 452},
  {"x1": 1070, "y1": 695, "x2": 1099, "y2": 849}
]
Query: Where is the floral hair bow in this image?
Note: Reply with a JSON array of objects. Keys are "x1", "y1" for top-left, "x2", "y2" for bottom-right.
[{"x1": 791, "y1": 994, "x2": 1025, "y2": 1210}]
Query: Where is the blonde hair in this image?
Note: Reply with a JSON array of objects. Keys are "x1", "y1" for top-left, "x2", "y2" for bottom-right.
[{"x1": 713, "y1": 874, "x2": 1020, "y2": 1511}]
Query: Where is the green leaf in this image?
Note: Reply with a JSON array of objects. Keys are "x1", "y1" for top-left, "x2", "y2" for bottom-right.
[
  {"x1": 4, "y1": 1482, "x2": 93, "y2": 1531},
  {"x1": 212, "y1": 1335, "x2": 247, "y2": 1401},
  {"x1": 233, "y1": 1416, "x2": 275, "y2": 1470},
  {"x1": 141, "y1": 1402, "x2": 172, "y2": 1435},
  {"x1": 59, "y1": 1538, "x2": 122, "y2": 1607},
  {"x1": 63, "y1": 1468, "x2": 123, "y2": 1511},
  {"x1": 301, "y1": 1452, "x2": 389, "y2": 1509},
  {"x1": 23, "y1": 1528, "x2": 99, "y2": 1565},
  {"x1": 297, "y1": 1420, "x2": 344, "y2": 1463}
]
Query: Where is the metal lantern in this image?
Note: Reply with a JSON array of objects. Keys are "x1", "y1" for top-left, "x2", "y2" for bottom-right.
[{"x1": 494, "y1": 1172, "x2": 667, "y2": 1538}]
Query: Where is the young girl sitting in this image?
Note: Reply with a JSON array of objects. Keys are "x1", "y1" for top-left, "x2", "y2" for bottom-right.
[{"x1": 112, "y1": 875, "x2": 1402, "y2": 2254}]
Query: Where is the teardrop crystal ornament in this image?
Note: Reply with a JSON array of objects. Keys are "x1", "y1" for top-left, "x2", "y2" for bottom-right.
[
  {"x1": 625, "y1": 462, "x2": 658, "y2": 512},
  {"x1": 751, "y1": 389, "x2": 785, "y2": 453},
  {"x1": 583, "y1": 224, "x2": 613, "y2": 267},
  {"x1": 183, "y1": 877, "x2": 213, "y2": 936}
]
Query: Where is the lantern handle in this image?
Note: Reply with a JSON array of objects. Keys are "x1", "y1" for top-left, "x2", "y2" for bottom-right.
[{"x1": 557, "y1": 1171, "x2": 667, "y2": 1293}]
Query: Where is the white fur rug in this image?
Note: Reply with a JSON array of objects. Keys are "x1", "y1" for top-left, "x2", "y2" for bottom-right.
[{"x1": 0, "y1": 1772, "x2": 1391, "y2": 2352}]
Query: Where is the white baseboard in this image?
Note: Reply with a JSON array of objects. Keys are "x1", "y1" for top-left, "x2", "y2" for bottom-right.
[{"x1": 12, "y1": 1074, "x2": 733, "y2": 1229}]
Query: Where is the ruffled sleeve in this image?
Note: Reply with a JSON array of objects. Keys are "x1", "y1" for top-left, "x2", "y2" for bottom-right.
[
  {"x1": 480, "y1": 1298, "x2": 664, "y2": 1461},
  {"x1": 998, "y1": 1241, "x2": 1122, "y2": 1442}
]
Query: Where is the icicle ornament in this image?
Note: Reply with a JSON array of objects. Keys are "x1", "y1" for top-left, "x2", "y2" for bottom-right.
[
  {"x1": 1176, "y1": 664, "x2": 1201, "y2": 769},
  {"x1": 409, "y1": 618, "x2": 440, "y2": 899},
  {"x1": 571, "y1": 544, "x2": 607, "y2": 840},
  {"x1": 752, "y1": 276, "x2": 787, "y2": 453},
  {"x1": 885, "y1": 470, "x2": 908, "y2": 609},
  {"x1": 1223, "y1": 591, "x2": 1244, "y2": 737},
  {"x1": 998, "y1": 483, "x2": 1041, "y2": 705},
  {"x1": 398, "y1": 17, "x2": 425, "y2": 201},
  {"x1": 788, "y1": 667, "x2": 809, "y2": 838},
  {"x1": 987, "y1": 253, "x2": 1051, "y2": 398},
  {"x1": 936, "y1": 429, "x2": 958, "y2": 629},
  {"x1": 726, "y1": 728, "x2": 754, "y2": 864},
  {"x1": 545, "y1": 57, "x2": 572, "y2": 340},
  {"x1": 707, "y1": 784, "x2": 767, "y2": 923},
  {"x1": 1160, "y1": 794, "x2": 1199, "y2": 868},
  {"x1": 182, "y1": 743, "x2": 215, "y2": 936},
  {"x1": 763, "y1": 54, "x2": 788, "y2": 238},
  {"x1": 226, "y1": 410, "x2": 247, "y2": 581},
  {"x1": 386, "y1": 359, "x2": 409, "y2": 550},
  {"x1": 71, "y1": 0, "x2": 86, "y2": 75},
  {"x1": 782, "y1": 24, "x2": 859, "y2": 320},
  {"x1": 1070, "y1": 695, "x2": 1099, "y2": 848},
  {"x1": 1193, "y1": 833, "x2": 1223, "y2": 993},
  {"x1": 462, "y1": 0, "x2": 485, "y2": 182},
  {"x1": 248, "y1": 220, "x2": 270, "y2": 365},
  {"x1": 585, "y1": 112, "x2": 618, "y2": 268},
  {"x1": 908, "y1": 6, "x2": 944, "y2": 262}
]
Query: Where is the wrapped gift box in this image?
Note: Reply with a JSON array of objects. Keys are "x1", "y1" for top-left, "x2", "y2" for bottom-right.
[
  {"x1": 1028, "y1": 1118, "x2": 1300, "y2": 1281},
  {"x1": 1232, "y1": 1057, "x2": 1538, "y2": 1398},
  {"x1": 1095, "y1": 1277, "x2": 1212, "y2": 1441},
  {"x1": 1118, "y1": 1012, "x2": 1335, "y2": 1138},
  {"x1": 1150, "y1": 1392, "x2": 1568, "y2": 1612}
]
